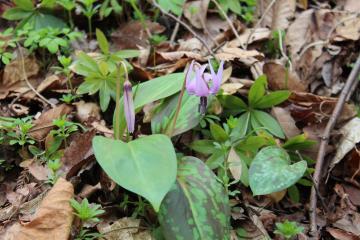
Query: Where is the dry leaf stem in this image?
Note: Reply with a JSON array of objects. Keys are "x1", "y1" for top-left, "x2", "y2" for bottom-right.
[
  {"x1": 17, "y1": 44, "x2": 55, "y2": 108},
  {"x1": 309, "y1": 54, "x2": 360, "y2": 237},
  {"x1": 152, "y1": 0, "x2": 215, "y2": 58}
]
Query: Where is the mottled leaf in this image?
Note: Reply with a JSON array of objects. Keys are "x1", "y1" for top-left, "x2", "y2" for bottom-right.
[
  {"x1": 159, "y1": 156, "x2": 230, "y2": 240},
  {"x1": 249, "y1": 146, "x2": 307, "y2": 195}
]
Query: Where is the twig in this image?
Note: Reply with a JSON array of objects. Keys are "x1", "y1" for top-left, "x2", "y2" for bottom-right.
[
  {"x1": 152, "y1": 1, "x2": 215, "y2": 57},
  {"x1": 245, "y1": 0, "x2": 277, "y2": 49},
  {"x1": 211, "y1": 0, "x2": 245, "y2": 49},
  {"x1": 16, "y1": 44, "x2": 55, "y2": 108},
  {"x1": 309, "y1": 54, "x2": 360, "y2": 238},
  {"x1": 170, "y1": 18, "x2": 181, "y2": 45}
]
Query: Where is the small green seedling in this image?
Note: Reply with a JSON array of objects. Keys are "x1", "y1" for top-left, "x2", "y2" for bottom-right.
[
  {"x1": 53, "y1": 55, "x2": 74, "y2": 91},
  {"x1": 77, "y1": 0, "x2": 100, "y2": 37},
  {"x1": 7, "y1": 117, "x2": 35, "y2": 146},
  {"x1": 60, "y1": 93, "x2": 78, "y2": 104},
  {"x1": 46, "y1": 159, "x2": 62, "y2": 185},
  {"x1": 75, "y1": 229, "x2": 103, "y2": 240},
  {"x1": 274, "y1": 220, "x2": 304, "y2": 239},
  {"x1": 50, "y1": 115, "x2": 81, "y2": 146},
  {"x1": 70, "y1": 198, "x2": 105, "y2": 223}
]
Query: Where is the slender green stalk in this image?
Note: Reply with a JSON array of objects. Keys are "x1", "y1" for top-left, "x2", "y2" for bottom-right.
[
  {"x1": 68, "y1": 10, "x2": 74, "y2": 29},
  {"x1": 167, "y1": 76, "x2": 187, "y2": 137},
  {"x1": 88, "y1": 17, "x2": 93, "y2": 39},
  {"x1": 114, "y1": 61, "x2": 129, "y2": 140}
]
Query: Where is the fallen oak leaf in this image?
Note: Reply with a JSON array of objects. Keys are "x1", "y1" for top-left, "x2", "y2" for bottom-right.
[{"x1": 3, "y1": 178, "x2": 74, "y2": 240}]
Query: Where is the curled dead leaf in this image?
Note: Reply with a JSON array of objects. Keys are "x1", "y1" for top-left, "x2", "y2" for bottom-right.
[
  {"x1": 3, "y1": 178, "x2": 74, "y2": 240},
  {"x1": 2, "y1": 56, "x2": 39, "y2": 87},
  {"x1": 29, "y1": 104, "x2": 73, "y2": 140}
]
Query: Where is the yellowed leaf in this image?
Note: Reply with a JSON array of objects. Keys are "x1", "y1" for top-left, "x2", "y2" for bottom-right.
[
  {"x1": 3, "y1": 178, "x2": 74, "y2": 240},
  {"x1": 227, "y1": 147, "x2": 242, "y2": 181}
]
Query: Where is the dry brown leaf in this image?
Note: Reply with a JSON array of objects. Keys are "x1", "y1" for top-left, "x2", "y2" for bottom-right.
[
  {"x1": 98, "y1": 217, "x2": 152, "y2": 240},
  {"x1": 221, "y1": 83, "x2": 244, "y2": 95},
  {"x1": 25, "y1": 75, "x2": 60, "y2": 99},
  {"x1": 216, "y1": 45, "x2": 264, "y2": 64},
  {"x1": 344, "y1": 0, "x2": 360, "y2": 12},
  {"x1": 333, "y1": 212, "x2": 360, "y2": 236},
  {"x1": 3, "y1": 178, "x2": 74, "y2": 240},
  {"x1": 227, "y1": 147, "x2": 242, "y2": 181},
  {"x1": 272, "y1": 107, "x2": 300, "y2": 139},
  {"x1": 335, "y1": 14, "x2": 360, "y2": 41},
  {"x1": 327, "y1": 227, "x2": 359, "y2": 240},
  {"x1": 257, "y1": 0, "x2": 296, "y2": 30},
  {"x1": 228, "y1": 28, "x2": 271, "y2": 48},
  {"x1": 20, "y1": 159, "x2": 49, "y2": 181},
  {"x1": 29, "y1": 104, "x2": 73, "y2": 140},
  {"x1": 60, "y1": 130, "x2": 95, "y2": 178},
  {"x1": 111, "y1": 21, "x2": 165, "y2": 49},
  {"x1": 263, "y1": 62, "x2": 306, "y2": 91},
  {"x1": 330, "y1": 118, "x2": 360, "y2": 170},
  {"x1": 183, "y1": 0, "x2": 209, "y2": 29},
  {"x1": 288, "y1": 92, "x2": 356, "y2": 125},
  {"x1": 2, "y1": 56, "x2": 39, "y2": 86},
  {"x1": 73, "y1": 101, "x2": 101, "y2": 123}
]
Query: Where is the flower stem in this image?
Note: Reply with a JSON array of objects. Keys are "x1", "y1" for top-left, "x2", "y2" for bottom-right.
[
  {"x1": 167, "y1": 76, "x2": 187, "y2": 137},
  {"x1": 114, "y1": 61, "x2": 129, "y2": 140},
  {"x1": 88, "y1": 17, "x2": 92, "y2": 39}
]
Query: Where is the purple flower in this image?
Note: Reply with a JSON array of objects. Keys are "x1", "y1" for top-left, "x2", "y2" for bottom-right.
[
  {"x1": 123, "y1": 80, "x2": 135, "y2": 133},
  {"x1": 185, "y1": 60, "x2": 224, "y2": 114}
]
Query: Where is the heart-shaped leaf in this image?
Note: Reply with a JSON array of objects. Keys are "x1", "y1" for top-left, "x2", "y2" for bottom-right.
[
  {"x1": 92, "y1": 134, "x2": 177, "y2": 211},
  {"x1": 249, "y1": 146, "x2": 307, "y2": 196},
  {"x1": 159, "y1": 156, "x2": 230, "y2": 240}
]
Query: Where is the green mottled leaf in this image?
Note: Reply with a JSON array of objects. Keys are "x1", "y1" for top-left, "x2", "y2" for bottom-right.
[
  {"x1": 151, "y1": 92, "x2": 200, "y2": 137},
  {"x1": 159, "y1": 156, "x2": 230, "y2": 240},
  {"x1": 92, "y1": 135, "x2": 177, "y2": 211},
  {"x1": 249, "y1": 146, "x2": 307, "y2": 195}
]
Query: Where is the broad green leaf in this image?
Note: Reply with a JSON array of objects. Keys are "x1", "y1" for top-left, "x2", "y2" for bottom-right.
[
  {"x1": 248, "y1": 75, "x2": 267, "y2": 107},
  {"x1": 206, "y1": 151, "x2": 225, "y2": 169},
  {"x1": 189, "y1": 140, "x2": 215, "y2": 155},
  {"x1": 114, "y1": 73, "x2": 185, "y2": 136},
  {"x1": 19, "y1": 12, "x2": 67, "y2": 30},
  {"x1": 92, "y1": 135, "x2": 177, "y2": 211},
  {"x1": 288, "y1": 185, "x2": 300, "y2": 203},
  {"x1": 151, "y1": 92, "x2": 200, "y2": 137},
  {"x1": 282, "y1": 134, "x2": 316, "y2": 150},
  {"x1": 156, "y1": 0, "x2": 184, "y2": 16},
  {"x1": 217, "y1": 95, "x2": 247, "y2": 112},
  {"x1": 159, "y1": 156, "x2": 230, "y2": 240},
  {"x1": 249, "y1": 146, "x2": 307, "y2": 195},
  {"x1": 230, "y1": 112, "x2": 250, "y2": 141},
  {"x1": 99, "y1": 83, "x2": 111, "y2": 111},
  {"x1": 114, "y1": 50, "x2": 140, "y2": 58},
  {"x1": 235, "y1": 136, "x2": 269, "y2": 152},
  {"x1": 210, "y1": 123, "x2": 228, "y2": 142},
  {"x1": 2, "y1": 8, "x2": 32, "y2": 20},
  {"x1": 252, "y1": 110, "x2": 285, "y2": 139},
  {"x1": 14, "y1": 0, "x2": 34, "y2": 10},
  {"x1": 96, "y1": 29, "x2": 109, "y2": 55},
  {"x1": 254, "y1": 90, "x2": 290, "y2": 109}
]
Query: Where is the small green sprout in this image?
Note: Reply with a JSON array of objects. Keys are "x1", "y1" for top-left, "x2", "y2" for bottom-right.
[
  {"x1": 274, "y1": 220, "x2": 304, "y2": 239},
  {"x1": 70, "y1": 198, "x2": 105, "y2": 223}
]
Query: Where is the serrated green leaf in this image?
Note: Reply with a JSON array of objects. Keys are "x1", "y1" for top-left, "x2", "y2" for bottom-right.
[
  {"x1": 159, "y1": 156, "x2": 230, "y2": 240},
  {"x1": 96, "y1": 29, "x2": 109, "y2": 55},
  {"x1": 249, "y1": 146, "x2": 307, "y2": 195}
]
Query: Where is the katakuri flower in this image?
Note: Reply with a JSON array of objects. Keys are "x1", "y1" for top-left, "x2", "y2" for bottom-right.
[
  {"x1": 123, "y1": 80, "x2": 135, "y2": 133},
  {"x1": 185, "y1": 60, "x2": 224, "y2": 114}
]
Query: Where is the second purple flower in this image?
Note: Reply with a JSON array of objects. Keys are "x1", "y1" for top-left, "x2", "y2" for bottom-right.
[{"x1": 185, "y1": 60, "x2": 224, "y2": 114}]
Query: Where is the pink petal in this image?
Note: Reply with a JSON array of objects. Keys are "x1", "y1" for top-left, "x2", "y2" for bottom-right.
[
  {"x1": 185, "y1": 60, "x2": 195, "y2": 93},
  {"x1": 209, "y1": 60, "x2": 224, "y2": 94},
  {"x1": 194, "y1": 64, "x2": 210, "y2": 96}
]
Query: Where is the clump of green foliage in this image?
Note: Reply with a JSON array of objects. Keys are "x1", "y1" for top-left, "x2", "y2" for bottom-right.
[{"x1": 274, "y1": 220, "x2": 304, "y2": 239}]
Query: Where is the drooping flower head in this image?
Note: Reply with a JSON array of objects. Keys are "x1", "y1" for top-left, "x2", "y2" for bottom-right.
[
  {"x1": 185, "y1": 60, "x2": 224, "y2": 114},
  {"x1": 123, "y1": 80, "x2": 135, "y2": 133}
]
